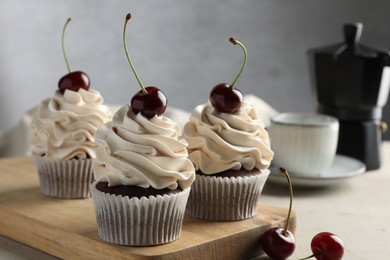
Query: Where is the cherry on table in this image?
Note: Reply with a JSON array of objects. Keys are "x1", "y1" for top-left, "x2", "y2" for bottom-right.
[
  {"x1": 259, "y1": 167, "x2": 296, "y2": 259},
  {"x1": 260, "y1": 227, "x2": 295, "y2": 260},
  {"x1": 123, "y1": 13, "x2": 167, "y2": 119},
  {"x1": 57, "y1": 18, "x2": 90, "y2": 94},
  {"x1": 310, "y1": 232, "x2": 344, "y2": 260}
]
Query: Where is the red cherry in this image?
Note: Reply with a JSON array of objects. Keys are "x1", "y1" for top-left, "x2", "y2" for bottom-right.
[
  {"x1": 123, "y1": 14, "x2": 167, "y2": 119},
  {"x1": 58, "y1": 18, "x2": 90, "y2": 94},
  {"x1": 260, "y1": 167, "x2": 295, "y2": 259},
  {"x1": 210, "y1": 83, "x2": 243, "y2": 113},
  {"x1": 130, "y1": 86, "x2": 167, "y2": 119},
  {"x1": 260, "y1": 227, "x2": 295, "y2": 259},
  {"x1": 58, "y1": 71, "x2": 90, "y2": 94},
  {"x1": 311, "y1": 232, "x2": 344, "y2": 260},
  {"x1": 210, "y1": 37, "x2": 247, "y2": 114}
]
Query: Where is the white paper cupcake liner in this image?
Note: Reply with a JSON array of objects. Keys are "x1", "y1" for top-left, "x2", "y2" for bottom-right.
[
  {"x1": 186, "y1": 170, "x2": 270, "y2": 221},
  {"x1": 90, "y1": 182, "x2": 190, "y2": 246},
  {"x1": 32, "y1": 154, "x2": 94, "y2": 199}
]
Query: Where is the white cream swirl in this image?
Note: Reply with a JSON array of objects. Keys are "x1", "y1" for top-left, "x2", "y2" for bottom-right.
[
  {"x1": 93, "y1": 105, "x2": 195, "y2": 190},
  {"x1": 30, "y1": 89, "x2": 112, "y2": 160},
  {"x1": 183, "y1": 101, "x2": 273, "y2": 174}
]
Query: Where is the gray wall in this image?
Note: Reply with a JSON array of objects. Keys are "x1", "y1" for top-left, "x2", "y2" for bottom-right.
[{"x1": 1, "y1": 0, "x2": 390, "y2": 139}]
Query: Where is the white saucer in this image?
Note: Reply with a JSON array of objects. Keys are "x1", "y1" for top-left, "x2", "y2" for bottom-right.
[{"x1": 268, "y1": 154, "x2": 366, "y2": 187}]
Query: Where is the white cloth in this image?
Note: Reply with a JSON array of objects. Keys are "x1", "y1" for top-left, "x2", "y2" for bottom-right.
[{"x1": 0, "y1": 95, "x2": 277, "y2": 158}]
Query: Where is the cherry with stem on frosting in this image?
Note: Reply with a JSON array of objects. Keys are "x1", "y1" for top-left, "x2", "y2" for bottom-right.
[
  {"x1": 260, "y1": 167, "x2": 295, "y2": 260},
  {"x1": 209, "y1": 37, "x2": 245, "y2": 114},
  {"x1": 123, "y1": 13, "x2": 167, "y2": 119},
  {"x1": 299, "y1": 232, "x2": 344, "y2": 260},
  {"x1": 58, "y1": 18, "x2": 90, "y2": 94}
]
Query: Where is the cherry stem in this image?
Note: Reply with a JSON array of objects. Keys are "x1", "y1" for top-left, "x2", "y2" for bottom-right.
[
  {"x1": 279, "y1": 167, "x2": 293, "y2": 235},
  {"x1": 123, "y1": 13, "x2": 147, "y2": 94},
  {"x1": 297, "y1": 252, "x2": 322, "y2": 260},
  {"x1": 62, "y1": 18, "x2": 72, "y2": 73},
  {"x1": 229, "y1": 37, "x2": 247, "y2": 90}
]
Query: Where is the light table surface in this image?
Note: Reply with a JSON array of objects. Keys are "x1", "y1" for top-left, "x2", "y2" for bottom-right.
[{"x1": 1, "y1": 142, "x2": 389, "y2": 259}]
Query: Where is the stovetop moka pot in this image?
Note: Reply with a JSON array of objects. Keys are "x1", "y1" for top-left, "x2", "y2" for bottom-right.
[{"x1": 308, "y1": 23, "x2": 390, "y2": 170}]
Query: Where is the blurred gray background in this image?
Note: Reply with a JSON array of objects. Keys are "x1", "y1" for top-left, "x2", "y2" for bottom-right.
[{"x1": 1, "y1": 0, "x2": 390, "y2": 139}]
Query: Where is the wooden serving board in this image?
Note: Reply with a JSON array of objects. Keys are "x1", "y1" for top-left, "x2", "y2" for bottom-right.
[{"x1": 0, "y1": 157, "x2": 296, "y2": 260}]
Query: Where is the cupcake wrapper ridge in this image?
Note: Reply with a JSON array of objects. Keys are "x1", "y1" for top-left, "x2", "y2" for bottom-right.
[
  {"x1": 186, "y1": 170, "x2": 270, "y2": 221},
  {"x1": 90, "y1": 182, "x2": 190, "y2": 246},
  {"x1": 32, "y1": 155, "x2": 94, "y2": 199}
]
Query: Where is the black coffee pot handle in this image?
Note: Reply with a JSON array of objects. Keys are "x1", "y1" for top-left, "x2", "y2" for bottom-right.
[
  {"x1": 334, "y1": 23, "x2": 363, "y2": 57},
  {"x1": 344, "y1": 23, "x2": 363, "y2": 45}
]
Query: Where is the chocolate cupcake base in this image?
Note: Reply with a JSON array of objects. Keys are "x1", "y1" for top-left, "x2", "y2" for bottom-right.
[
  {"x1": 90, "y1": 182, "x2": 190, "y2": 246},
  {"x1": 32, "y1": 154, "x2": 93, "y2": 199},
  {"x1": 186, "y1": 169, "x2": 270, "y2": 221}
]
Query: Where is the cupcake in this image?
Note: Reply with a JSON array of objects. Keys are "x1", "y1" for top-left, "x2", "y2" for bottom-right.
[
  {"x1": 30, "y1": 18, "x2": 112, "y2": 199},
  {"x1": 183, "y1": 101, "x2": 273, "y2": 221},
  {"x1": 91, "y1": 105, "x2": 195, "y2": 246},
  {"x1": 30, "y1": 87, "x2": 111, "y2": 199},
  {"x1": 183, "y1": 37, "x2": 273, "y2": 221},
  {"x1": 90, "y1": 13, "x2": 195, "y2": 246}
]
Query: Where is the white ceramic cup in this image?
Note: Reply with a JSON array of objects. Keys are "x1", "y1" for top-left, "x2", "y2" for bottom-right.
[{"x1": 269, "y1": 112, "x2": 339, "y2": 177}]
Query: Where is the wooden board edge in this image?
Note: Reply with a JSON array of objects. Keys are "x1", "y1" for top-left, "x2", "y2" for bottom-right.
[
  {"x1": 0, "y1": 209, "x2": 145, "y2": 260},
  {"x1": 0, "y1": 209, "x2": 296, "y2": 260}
]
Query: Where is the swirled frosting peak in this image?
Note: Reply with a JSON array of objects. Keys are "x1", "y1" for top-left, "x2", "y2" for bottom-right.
[
  {"x1": 93, "y1": 105, "x2": 195, "y2": 190},
  {"x1": 183, "y1": 101, "x2": 273, "y2": 174},
  {"x1": 30, "y1": 89, "x2": 112, "y2": 160}
]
